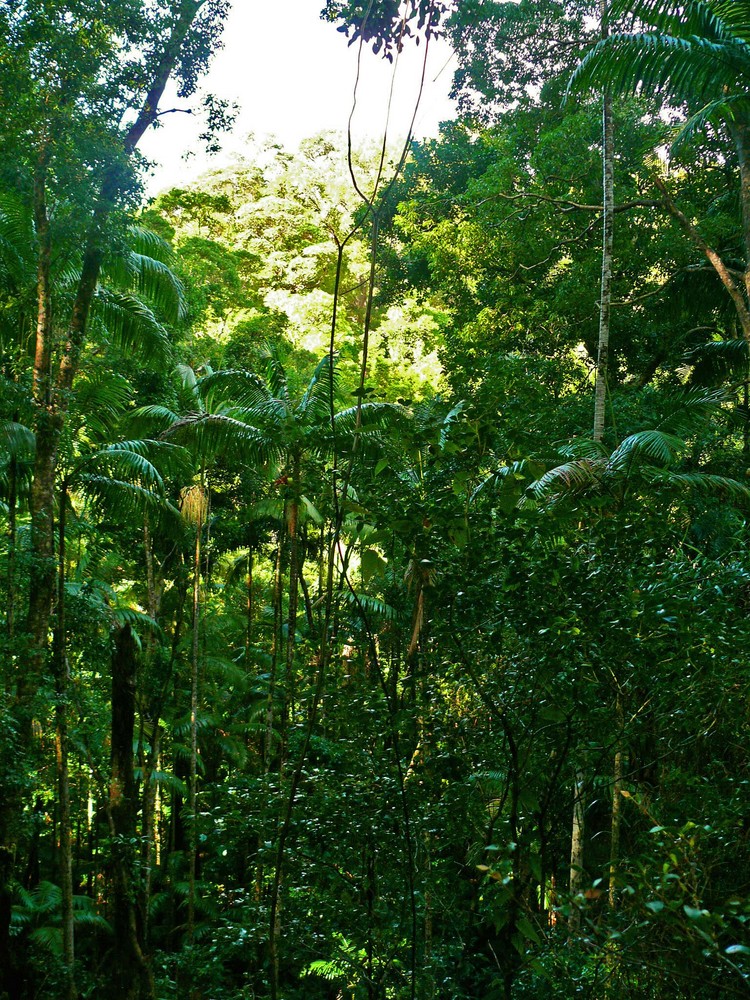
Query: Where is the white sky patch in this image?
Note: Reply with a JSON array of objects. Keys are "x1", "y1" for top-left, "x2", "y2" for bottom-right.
[{"x1": 139, "y1": 0, "x2": 457, "y2": 196}]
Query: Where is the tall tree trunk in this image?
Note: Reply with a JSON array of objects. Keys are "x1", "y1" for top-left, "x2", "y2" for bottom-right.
[
  {"x1": 733, "y1": 119, "x2": 750, "y2": 308},
  {"x1": 265, "y1": 527, "x2": 285, "y2": 771},
  {"x1": 26, "y1": 152, "x2": 55, "y2": 681},
  {"x1": 110, "y1": 625, "x2": 155, "y2": 1000},
  {"x1": 285, "y1": 453, "x2": 302, "y2": 719},
  {"x1": 185, "y1": 482, "x2": 206, "y2": 948},
  {"x1": 594, "y1": 3, "x2": 614, "y2": 444},
  {"x1": 5, "y1": 442, "x2": 17, "y2": 648},
  {"x1": 569, "y1": 769, "x2": 586, "y2": 934},
  {"x1": 53, "y1": 480, "x2": 76, "y2": 1000},
  {"x1": 245, "y1": 551, "x2": 254, "y2": 666},
  {"x1": 608, "y1": 691, "x2": 625, "y2": 908}
]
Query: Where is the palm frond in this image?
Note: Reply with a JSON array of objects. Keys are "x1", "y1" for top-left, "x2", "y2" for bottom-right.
[
  {"x1": 75, "y1": 444, "x2": 167, "y2": 492},
  {"x1": 263, "y1": 347, "x2": 292, "y2": 409},
  {"x1": 528, "y1": 459, "x2": 603, "y2": 501},
  {"x1": 97, "y1": 439, "x2": 192, "y2": 480},
  {"x1": 128, "y1": 405, "x2": 182, "y2": 436},
  {"x1": 682, "y1": 338, "x2": 748, "y2": 384},
  {"x1": 611, "y1": 0, "x2": 734, "y2": 42},
  {"x1": 333, "y1": 401, "x2": 408, "y2": 436},
  {"x1": 570, "y1": 33, "x2": 750, "y2": 103},
  {"x1": 672, "y1": 93, "x2": 750, "y2": 150},
  {"x1": 128, "y1": 251, "x2": 186, "y2": 324},
  {"x1": 92, "y1": 288, "x2": 171, "y2": 365},
  {"x1": 298, "y1": 353, "x2": 337, "y2": 422},
  {"x1": 134, "y1": 768, "x2": 187, "y2": 796},
  {"x1": 607, "y1": 430, "x2": 686, "y2": 472},
  {"x1": 0, "y1": 420, "x2": 35, "y2": 460},
  {"x1": 472, "y1": 460, "x2": 544, "y2": 506},
  {"x1": 76, "y1": 475, "x2": 179, "y2": 521},
  {"x1": 128, "y1": 225, "x2": 176, "y2": 265},
  {"x1": 198, "y1": 369, "x2": 274, "y2": 412},
  {"x1": 161, "y1": 412, "x2": 271, "y2": 466},
  {"x1": 654, "y1": 386, "x2": 727, "y2": 436},
  {"x1": 645, "y1": 469, "x2": 750, "y2": 504},
  {"x1": 72, "y1": 370, "x2": 132, "y2": 439},
  {"x1": 342, "y1": 590, "x2": 399, "y2": 621}
]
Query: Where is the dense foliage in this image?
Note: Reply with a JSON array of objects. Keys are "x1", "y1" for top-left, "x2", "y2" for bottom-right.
[{"x1": 2, "y1": 1, "x2": 750, "y2": 998}]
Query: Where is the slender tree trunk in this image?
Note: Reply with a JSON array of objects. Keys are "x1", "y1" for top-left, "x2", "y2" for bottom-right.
[
  {"x1": 594, "y1": 5, "x2": 614, "y2": 443},
  {"x1": 245, "y1": 551, "x2": 253, "y2": 666},
  {"x1": 53, "y1": 480, "x2": 76, "y2": 1000},
  {"x1": 608, "y1": 692, "x2": 625, "y2": 908},
  {"x1": 732, "y1": 119, "x2": 750, "y2": 306},
  {"x1": 5, "y1": 445, "x2": 17, "y2": 648},
  {"x1": 285, "y1": 453, "x2": 302, "y2": 717},
  {"x1": 569, "y1": 769, "x2": 586, "y2": 933},
  {"x1": 140, "y1": 723, "x2": 161, "y2": 948},
  {"x1": 110, "y1": 625, "x2": 155, "y2": 1000},
  {"x1": 26, "y1": 153, "x2": 56, "y2": 681},
  {"x1": 265, "y1": 527, "x2": 285, "y2": 770},
  {"x1": 187, "y1": 492, "x2": 204, "y2": 946}
]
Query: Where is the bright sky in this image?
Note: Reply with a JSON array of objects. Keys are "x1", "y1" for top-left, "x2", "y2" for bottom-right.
[{"x1": 139, "y1": 0, "x2": 457, "y2": 195}]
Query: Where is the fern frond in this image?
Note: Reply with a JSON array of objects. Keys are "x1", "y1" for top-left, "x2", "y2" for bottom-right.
[{"x1": 92, "y1": 288, "x2": 171, "y2": 365}]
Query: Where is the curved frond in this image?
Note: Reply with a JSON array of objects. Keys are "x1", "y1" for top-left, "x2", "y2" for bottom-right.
[
  {"x1": 342, "y1": 590, "x2": 399, "y2": 622},
  {"x1": 298, "y1": 353, "x2": 337, "y2": 422},
  {"x1": 0, "y1": 420, "x2": 35, "y2": 460},
  {"x1": 199, "y1": 369, "x2": 274, "y2": 413},
  {"x1": 76, "y1": 475, "x2": 179, "y2": 521},
  {"x1": 128, "y1": 225, "x2": 176, "y2": 265},
  {"x1": 263, "y1": 349, "x2": 291, "y2": 409},
  {"x1": 654, "y1": 386, "x2": 727, "y2": 436},
  {"x1": 161, "y1": 411, "x2": 272, "y2": 466},
  {"x1": 472, "y1": 460, "x2": 544, "y2": 505},
  {"x1": 333, "y1": 401, "x2": 408, "y2": 436},
  {"x1": 72, "y1": 370, "x2": 132, "y2": 439},
  {"x1": 128, "y1": 405, "x2": 182, "y2": 436},
  {"x1": 92, "y1": 289, "x2": 171, "y2": 365},
  {"x1": 607, "y1": 430, "x2": 686, "y2": 472},
  {"x1": 646, "y1": 469, "x2": 750, "y2": 503},
  {"x1": 682, "y1": 338, "x2": 748, "y2": 384},
  {"x1": 611, "y1": 0, "x2": 735, "y2": 42},
  {"x1": 570, "y1": 33, "x2": 750, "y2": 103},
  {"x1": 527, "y1": 459, "x2": 603, "y2": 501},
  {"x1": 127, "y1": 251, "x2": 186, "y2": 324},
  {"x1": 672, "y1": 93, "x2": 750, "y2": 150}
]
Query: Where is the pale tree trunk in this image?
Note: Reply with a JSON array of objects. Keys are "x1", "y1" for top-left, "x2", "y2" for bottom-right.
[
  {"x1": 594, "y1": 2, "x2": 614, "y2": 444},
  {"x1": 569, "y1": 769, "x2": 586, "y2": 933}
]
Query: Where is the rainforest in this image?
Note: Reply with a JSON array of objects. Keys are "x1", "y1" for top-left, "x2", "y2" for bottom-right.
[{"x1": 2, "y1": 1, "x2": 750, "y2": 998}]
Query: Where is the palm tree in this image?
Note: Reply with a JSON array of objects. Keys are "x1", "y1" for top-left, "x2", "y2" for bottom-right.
[{"x1": 570, "y1": 0, "x2": 750, "y2": 341}]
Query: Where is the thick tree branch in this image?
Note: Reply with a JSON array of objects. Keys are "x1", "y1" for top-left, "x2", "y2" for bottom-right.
[{"x1": 652, "y1": 174, "x2": 750, "y2": 340}]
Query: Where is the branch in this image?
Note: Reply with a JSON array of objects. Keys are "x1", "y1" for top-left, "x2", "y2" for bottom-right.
[
  {"x1": 155, "y1": 107, "x2": 194, "y2": 118},
  {"x1": 653, "y1": 174, "x2": 750, "y2": 340},
  {"x1": 477, "y1": 190, "x2": 660, "y2": 213}
]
